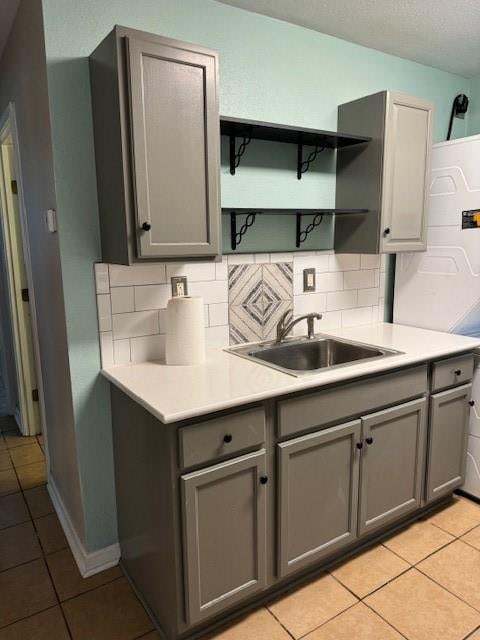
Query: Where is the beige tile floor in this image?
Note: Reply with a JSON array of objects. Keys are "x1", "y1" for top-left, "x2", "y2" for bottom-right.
[{"x1": 2, "y1": 412, "x2": 480, "y2": 639}]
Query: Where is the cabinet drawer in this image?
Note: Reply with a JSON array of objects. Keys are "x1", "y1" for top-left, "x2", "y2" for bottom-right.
[
  {"x1": 431, "y1": 354, "x2": 474, "y2": 392},
  {"x1": 179, "y1": 407, "x2": 265, "y2": 469},
  {"x1": 278, "y1": 365, "x2": 427, "y2": 439}
]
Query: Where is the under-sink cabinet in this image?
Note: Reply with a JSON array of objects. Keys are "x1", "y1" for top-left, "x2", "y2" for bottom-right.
[{"x1": 109, "y1": 353, "x2": 474, "y2": 640}]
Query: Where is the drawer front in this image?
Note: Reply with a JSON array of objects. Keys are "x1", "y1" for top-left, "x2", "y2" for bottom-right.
[
  {"x1": 432, "y1": 354, "x2": 474, "y2": 392},
  {"x1": 278, "y1": 365, "x2": 427, "y2": 439},
  {"x1": 179, "y1": 407, "x2": 266, "y2": 469}
]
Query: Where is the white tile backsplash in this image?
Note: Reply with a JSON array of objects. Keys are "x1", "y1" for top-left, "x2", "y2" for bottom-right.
[
  {"x1": 134, "y1": 284, "x2": 171, "y2": 311},
  {"x1": 111, "y1": 287, "x2": 134, "y2": 314},
  {"x1": 112, "y1": 310, "x2": 159, "y2": 340},
  {"x1": 96, "y1": 294, "x2": 112, "y2": 332},
  {"x1": 94, "y1": 249, "x2": 388, "y2": 365}
]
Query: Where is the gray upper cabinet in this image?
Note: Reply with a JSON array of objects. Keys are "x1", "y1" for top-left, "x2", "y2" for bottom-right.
[
  {"x1": 358, "y1": 397, "x2": 426, "y2": 536},
  {"x1": 90, "y1": 26, "x2": 221, "y2": 264},
  {"x1": 426, "y1": 384, "x2": 471, "y2": 503},
  {"x1": 181, "y1": 450, "x2": 267, "y2": 625},
  {"x1": 335, "y1": 91, "x2": 433, "y2": 254},
  {"x1": 277, "y1": 420, "x2": 361, "y2": 577}
]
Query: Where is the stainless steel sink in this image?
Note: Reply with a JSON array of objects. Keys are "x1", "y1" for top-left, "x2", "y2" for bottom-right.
[{"x1": 227, "y1": 335, "x2": 402, "y2": 377}]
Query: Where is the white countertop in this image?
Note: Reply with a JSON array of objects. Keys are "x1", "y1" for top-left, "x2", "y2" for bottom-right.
[{"x1": 102, "y1": 323, "x2": 480, "y2": 424}]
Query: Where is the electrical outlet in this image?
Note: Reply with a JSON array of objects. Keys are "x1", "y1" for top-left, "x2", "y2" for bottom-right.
[
  {"x1": 303, "y1": 268, "x2": 316, "y2": 292},
  {"x1": 171, "y1": 276, "x2": 188, "y2": 297}
]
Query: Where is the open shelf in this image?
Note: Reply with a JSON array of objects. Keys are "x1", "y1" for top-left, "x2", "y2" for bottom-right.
[
  {"x1": 220, "y1": 116, "x2": 371, "y2": 178},
  {"x1": 222, "y1": 208, "x2": 369, "y2": 250}
]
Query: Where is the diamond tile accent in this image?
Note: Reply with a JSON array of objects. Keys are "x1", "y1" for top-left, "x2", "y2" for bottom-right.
[{"x1": 228, "y1": 263, "x2": 293, "y2": 345}]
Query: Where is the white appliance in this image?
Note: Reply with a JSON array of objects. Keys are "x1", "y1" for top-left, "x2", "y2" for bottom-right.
[{"x1": 394, "y1": 133, "x2": 480, "y2": 499}]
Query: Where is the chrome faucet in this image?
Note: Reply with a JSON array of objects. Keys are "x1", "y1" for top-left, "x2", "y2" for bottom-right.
[{"x1": 275, "y1": 311, "x2": 322, "y2": 343}]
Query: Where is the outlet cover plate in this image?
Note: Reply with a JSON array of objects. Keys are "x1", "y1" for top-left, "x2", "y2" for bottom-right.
[
  {"x1": 303, "y1": 268, "x2": 316, "y2": 292},
  {"x1": 171, "y1": 276, "x2": 188, "y2": 297}
]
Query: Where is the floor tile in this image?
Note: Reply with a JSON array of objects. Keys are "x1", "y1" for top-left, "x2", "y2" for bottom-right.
[
  {"x1": 0, "y1": 606, "x2": 69, "y2": 639},
  {"x1": 0, "y1": 451, "x2": 12, "y2": 472},
  {"x1": 136, "y1": 633, "x2": 162, "y2": 640},
  {"x1": 462, "y1": 524, "x2": 480, "y2": 551},
  {"x1": 46, "y1": 548, "x2": 122, "y2": 601},
  {"x1": 0, "y1": 493, "x2": 29, "y2": 530},
  {"x1": 365, "y1": 568, "x2": 480, "y2": 640},
  {"x1": 425, "y1": 496, "x2": 480, "y2": 537},
  {"x1": 9, "y1": 442, "x2": 44, "y2": 468},
  {"x1": 466, "y1": 629, "x2": 480, "y2": 639},
  {"x1": 383, "y1": 520, "x2": 455, "y2": 565},
  {"x1": 3, "y1": 431, "x2": 35, "y2": 449},
  {"x1": 24, "y1": 485, "x2": 54, "y2": 519},
  {"x1": 0, "y1": 559, "x2": 57, "y2": 628},
  {"x1": 208, "y1": 608, "x2": 291, "y2": 640},
  {"x1": 330, "y1": 545, "x2": 409, "y2": 598},
  {"x1": 34, "y1": 513, "x2": 67, "y2": 555},
  {"x1": 0, "y1": 521, "x2": 42, "y2": 571},
  {"x1": 0, "y1": 469, "x2": 20, "y2": 498},
  {"x1": 62, "y1": 577, "x2": 153, "y2": 640},
  {"x1": 16, "y1": 460, "x2": 46, "y2": 490},
  {"x1": 303, "y1": 602, "x2": 404, "y2": 640},
  {"x1": 268, "y1": 573, "x2": 357, "y2": 639},
  {"x1": 417, "y1": 539, "x2": 480, "y2": 611}
]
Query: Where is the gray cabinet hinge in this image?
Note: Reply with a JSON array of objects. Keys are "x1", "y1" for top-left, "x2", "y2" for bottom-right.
[
  {"x1": 11, "y1": 180, "x2": 17, "y2": 194},
  {"x1": 21, "y1": 288, "x2": 29, "y2": 302},
  {"x1": 32, "y1": 389, "x2": 39, "y2": 402}
]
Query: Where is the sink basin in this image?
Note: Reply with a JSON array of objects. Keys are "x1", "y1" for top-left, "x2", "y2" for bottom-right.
[{"x1": 227, "y1": 336, "x2": 402, "y2": 376}]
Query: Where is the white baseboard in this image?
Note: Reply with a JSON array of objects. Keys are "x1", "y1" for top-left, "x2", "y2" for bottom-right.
[{"x1": 47, "y1": 477, "x2": 120, "y2": 578}]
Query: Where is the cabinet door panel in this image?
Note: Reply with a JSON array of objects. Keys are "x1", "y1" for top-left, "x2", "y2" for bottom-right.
[
  {"x1": 359, "y1": 398, "x2": 426, "y2": 536},
  {"x1": 426, "y1": 384, "x2": 471, "y2": 502},
  {"x1": 181, "y1": 450, "x2": 267, "y2": 625},
  {"x1": 381, "y1": 93, "x2": 432, "y2": 253},
  {"x1": 278, "y1": 420, "x2": 361, "y2": 577},
  {"x1": 127, "y1": 36, "x2": 220, "y2": 258}
]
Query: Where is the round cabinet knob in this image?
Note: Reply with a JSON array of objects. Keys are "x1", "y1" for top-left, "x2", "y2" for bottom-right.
[
  {"x1": 260, "y1": 476, "x2": 268, "y2": 485},
  {"x1": 366, "y1": 437, "x2": 374, "y2": 445},
  {"x1": 141, "y1": 222, "x2": 151, "y2": 231},
  {"x1": 469, "y1": 400, "x2": 475, "y2": 407},
  {"x1": 384, "y1": 228, "x2": 391, "y2": 235},
  {"x1": 356, "y1": 442, "x2": 364, "y2": 450},
  {"x1": 223, "y1": 434, "x2": 233, "y2": 444},
  {"x1": 454, "y1": 369, "x2": 462, "y2": 376}
]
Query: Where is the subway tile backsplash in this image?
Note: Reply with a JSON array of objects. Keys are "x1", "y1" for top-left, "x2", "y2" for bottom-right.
[{"x1": 94, "y1": 251, "x2": 387, "y2": 366}]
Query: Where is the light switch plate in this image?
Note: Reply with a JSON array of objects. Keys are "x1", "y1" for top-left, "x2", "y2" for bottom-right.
[
  {"x1": 303, "y1": 268, "x2": 316, "y2": 292},
  {"x1": 171, "y1": 276, "x2": 188, "y2": 297}
]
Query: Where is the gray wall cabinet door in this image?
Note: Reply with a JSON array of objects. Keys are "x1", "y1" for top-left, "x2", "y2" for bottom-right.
[
  {"x1": 358, "y1": 398, "x2": 426, "y2": 536},
  {"x1": 181, "y1": 450, "x2": 267, "y2": 625},
  {"x1": 277, "y1": 420, "x2": 361, "y2": 577},
  {"x1": 380, "y1": 93, "x2": 432, "y2": 253},
  {"x1": 127, "y1": 35, "x2": 220, "y2": 258},
  {"x1": 426, "y1": 384, "x2": 471, "y2": 503}
]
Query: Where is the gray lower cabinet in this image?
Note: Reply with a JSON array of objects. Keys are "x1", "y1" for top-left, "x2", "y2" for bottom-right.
[
  {"x1": 90, "y1": 26, "x2": 221, "y2": 263},
  {"x1": 358, "y1": 398, "x2": 427, "y2": 536},
  {"x1": 181, "y1": 450, "x2": 267, "y2": 625},
  {"x1": 426, "y1": 384, "x2": 472, "y2": 502},
  {"x1": 278, "y1": 420, "x2": 361, "y2": 576}
]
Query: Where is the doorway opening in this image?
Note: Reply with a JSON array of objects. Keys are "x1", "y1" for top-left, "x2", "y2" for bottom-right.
[{"x1": 0, "y1": 104, "x2": 43, "y2": 438}]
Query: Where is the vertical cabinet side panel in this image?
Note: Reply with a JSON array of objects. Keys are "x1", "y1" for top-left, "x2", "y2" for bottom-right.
[
  {"x1": 358, "y1": 397, "x2": 426, "y2": 536},
  {"x1": 181, "y1": 450, "x2": 267, "y2": 625},
  {"x1": 426, "y1": 384, "x2": 472, "y2": 502},
  {"x1": 278, "y1": 420, "x2": 361, "y2": 577}
]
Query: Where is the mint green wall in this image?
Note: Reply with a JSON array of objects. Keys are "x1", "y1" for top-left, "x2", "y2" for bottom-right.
[
  {"x1": 41, "y1": 0, "x2": 470, "y2": 550},
  {"x1": 468, "y1": 75, "x2": 480, "y2": 136}
]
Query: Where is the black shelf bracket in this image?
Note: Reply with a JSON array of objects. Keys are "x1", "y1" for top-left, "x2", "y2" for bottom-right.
[
  {"x1": 296, "y1": 212, "x2": 325, "y2": 247},
  {"x1": 229, "y1": 135, "x2": 252, "y2": 175},
  {"x1": 230, "y1": 211, "x2": 258, "y2": 250},
  {"x1": 297, "y1": 144, "x2": 326, "y2": 179}
]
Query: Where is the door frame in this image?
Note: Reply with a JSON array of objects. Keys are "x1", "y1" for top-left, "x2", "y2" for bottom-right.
[{"x1": 0, "y1": 102, "x2": 46, "y2": 439}]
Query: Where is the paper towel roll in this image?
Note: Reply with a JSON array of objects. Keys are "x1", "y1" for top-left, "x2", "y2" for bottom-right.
[{"x1": 165, "y1": 296, "x2": 206, "y2": 365}]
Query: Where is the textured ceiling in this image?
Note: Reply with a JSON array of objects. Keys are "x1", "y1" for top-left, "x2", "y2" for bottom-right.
[
  {"x1": 216, "y1": 0, "x2": 480, "y2": 77},
  {"x1": 0, "y1": 0, "x2": 19, "y2": 58}
]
